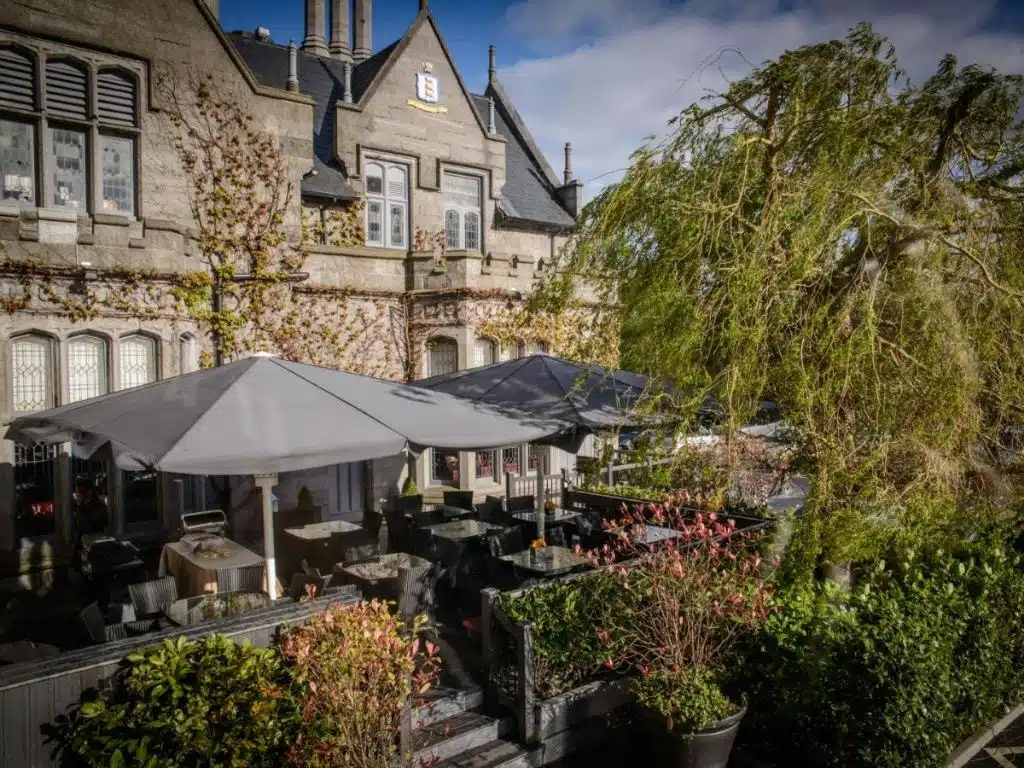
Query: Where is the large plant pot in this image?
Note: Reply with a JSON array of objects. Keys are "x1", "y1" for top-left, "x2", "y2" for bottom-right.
[{"x1": 637, "y1": 703, "x2": 747, "y2": 768}]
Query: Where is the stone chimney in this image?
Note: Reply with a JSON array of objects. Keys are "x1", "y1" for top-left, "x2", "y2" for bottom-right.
[
  {"x1": 557, "y1": 142, "x2": 584, "y2": 218},
  {"x1": 488, "y1": 44, "x2": 496, "y2": 86},
  {"x1": 329, "y1": 0, "x2": 352, "y2": 61},
  {"x1": 419, "y1": 0, "x2": 429, "y2": 11},
  {"x1": 353, "y1": 0, "x2": 372, "y2": 62},
  {"x1": 286, "y1": 42, "x2": 299, "y2": 92},
  {"x1": 302, "y1": 0, "x2": 329, "y2": 57}
]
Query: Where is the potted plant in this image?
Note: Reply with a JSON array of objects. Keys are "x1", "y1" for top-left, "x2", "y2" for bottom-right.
[
  {"x1": 592, "y1": 505, "x2": 774, "y2": 767},
  {"x1": 400, "y1": 476, "x2": 419, "y2": 497}
]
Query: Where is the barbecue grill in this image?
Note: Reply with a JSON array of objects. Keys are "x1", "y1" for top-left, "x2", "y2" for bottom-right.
[{"x1": 178, "y1": 509, "x2": 229, "y2": 542}]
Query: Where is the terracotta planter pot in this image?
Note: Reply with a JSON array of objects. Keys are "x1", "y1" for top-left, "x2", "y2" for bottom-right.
[{"x1": 637, "y1": 703, "x2": 747, "y2": 768}]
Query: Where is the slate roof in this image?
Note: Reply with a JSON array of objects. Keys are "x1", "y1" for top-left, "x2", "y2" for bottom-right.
[
  {"x1": 470, "y1": 92, "x2": 575, "y2": 230},
  {"x1": 228, "y1": 30, "x2": 574, "y2": 229}
]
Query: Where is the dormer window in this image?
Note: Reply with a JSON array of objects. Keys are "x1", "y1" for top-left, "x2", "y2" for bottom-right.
[{"x1": 365, "y1": 160, "x2": 408, "y2": 249}]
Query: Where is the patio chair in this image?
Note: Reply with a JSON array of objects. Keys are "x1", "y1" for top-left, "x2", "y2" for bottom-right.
[
  {"x1": 289, "y1": 572, "x2": 332, "y2": 601},
  {"x1": 486, "y1": 527, "x2": 525, "y2": 558},
  {"x1": 216, "y1": 564, "x2": 266, "y2": 594},
  {"x1": 328, "y1": 528, "x2": 379, "y2": 566},
  {"x1": 506, "y1": 495, "x2": 535, "y2": 513},
  {"x1": 395, "y1": 495, "x2": 424, "y2": 515},
  {"x1": 547, "y1": 527, "x2": 567, "y2": 547},
  {"x1": 395, "y1": 558, "x2": 436, "y2": 621},
  {"x1": 81, "y1": 601, "x2": 160, "y2": 644},
  {"x1": 128, "y1": 575, "x2": 178, "y2": 617},
  {"x1": 474, "y1": 499, "x2": 504, "y2": 524},
  {"x1": 443, "y1": 490, "x2": 474, "y2": 511}
]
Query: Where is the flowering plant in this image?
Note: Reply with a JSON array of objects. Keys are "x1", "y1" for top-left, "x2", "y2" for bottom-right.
[
  {"x1": 280, "y1": 600, "x2": 440, "y2": 768},
  {"x1": 531, "y1": 538, "x2": 547, "y2": 549},
  {"x1": 590, "y1": 504, "x2": 774, "y2": 732}
]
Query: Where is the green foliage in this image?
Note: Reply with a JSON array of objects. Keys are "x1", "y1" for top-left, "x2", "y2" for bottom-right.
[
  {"x1": 537, "y1": 23, "x2": 1024, "y2": 568},
  {"x1": 580, "y1": 481, "x2": 665, "y2": 501},
  {"x1": 633, "y1": 667, "x2": 738, "y2": 734},
  {"x1": 279, "y1": 600, "x2": 440, "y2": 768},
  {"x1": 296, "y1": 486, "x2": 314, "y2": 512},
  {"x1": 56, "y1": 635, "x2": 299, "y2": 768},
  {"x1": 400, "y1": 476, "x2": 419, "y2": 496},
  {"x1": 736, "y1": 540, "x2": 1024, "y2": 767},
  {"x1": 498, "y1": 573, "x2": 623, "y2": 698}
]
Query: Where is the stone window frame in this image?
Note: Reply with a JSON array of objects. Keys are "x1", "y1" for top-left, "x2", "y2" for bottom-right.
[
  {"x1": 4, "y1": 328, "x2": 168, "y2": 544},
  {"x1": 118, "y1": 332, "x2": 160, "y2": 390},
  {"x1": 363, "y1": 157, "x2": 410, "y2": 250},
  {"x1": 441, "y1": 168, "x2": 484, "y2": 252},
  {"x1": 0, "y1": 31, "x2": 145, "y2": 219}
]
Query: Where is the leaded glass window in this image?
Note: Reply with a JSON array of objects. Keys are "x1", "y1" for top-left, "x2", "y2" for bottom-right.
[
  {"x1": 11, "y1": 335, "x2": 53, "y2": 412},
  {"x1": 365, "y1": 160, "x2": 408, "y2": 249},
  {"x1": 442, "y1": 173, "x2": 482, "y2": 251},
  {"x1": 51, "y1": 127, "x2": 87, "y2": 210},
  {"x1": 0, "y1": 119, "x2": 35, "y2": 205},
  {"x1": 119, "y1": 335, "x2": 156, "y2": 389},
  {"x1": 68, "y1": 335, "x2": 107, "y2": 402},
  {"x1": 101, "y1": 135, "x2": 134, "y2": 215}
]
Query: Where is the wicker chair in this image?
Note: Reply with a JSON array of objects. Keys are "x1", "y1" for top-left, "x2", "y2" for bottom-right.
[
  {"x1": 383, "y1": 506, "x2": 412, "y2": 553},
  {"x1": 289, "y1": 572, "x2": 332, "y2": 601},
  {"x1": 330, "y1": 528, "x2": 379, "y2": 565},
  {"x1": 81, "y1": 601, "x2": 160, "y2": 644},
  {"x1": 442, "y1": 490, "x2": 474, "y2": 511},
  {"x1": 395, "y1": 559, "x2": 436, "y2": 621},
  {"x1": 547, "y1": 527, "x2": 567, "y2": 547},
  {"x1": 216, "y1": 564, "x2": 266, "y2": 593},
  {"x1": 128, "y1": 575, "x2": 178, "y2": 616},
  {"x1": 474, "y1": 499, "x2": 504, "y2": 523},
  {"x1": 506, "y1": 495, "x2": 535, "y2": 513}
]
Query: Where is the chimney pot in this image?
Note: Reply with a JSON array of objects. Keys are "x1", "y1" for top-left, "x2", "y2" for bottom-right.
[
  {"x1": 353, "y1": 0, "x2": 373, "y2": 62},
  {"x1": 302, "y1": 0, "x2": 329, "y2": 56},
  {"x1": 287, "y1": 41, "x2": 300, "y2": 92},
  {"x1": 255, "y1": 26, "x2": 271, "y2": 42},
  {"x1": 488, "y1": 45, "x2": 496, "y2": 86},
  {"x1": 329, "y1": 0, "x2": 352, "y2": 61},
  {"x1": 564, "y1": 142, "x2": 573, "y2": 184},
  {"x1": 419, "y1": 0, "x2": 429, "y2": 11}
]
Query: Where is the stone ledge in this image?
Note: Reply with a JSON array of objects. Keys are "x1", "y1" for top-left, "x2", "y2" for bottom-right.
[
  {"x1": 76, "y1": 233, "x2": 96, "y2": 245},
  {"x1": 444, "y1": 250, "x2": 483, "y2": 262},
  {"x1": 37, "y1": 207, "x2": 79, "y2": 223},
  {"x1": 92, "y1": 213, "x2": 132, "y2": 226},
  {"x1": 128, "y1": 238, "x2": 147, "y2": 249},
  {"x1": 306, "y1": 243, "x2": 408, "y2": 260},
  {"x1": 143, "y1": 218, "x2": 185, "y2": 234}
]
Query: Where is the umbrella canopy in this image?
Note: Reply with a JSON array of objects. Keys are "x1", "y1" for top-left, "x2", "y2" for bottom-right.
[
  {"x1": 412, "y1": 354, "x2": 653, "y2": 449},
  {"x1": 4, "y1": 354, "x2": 560, "y2": 475}
]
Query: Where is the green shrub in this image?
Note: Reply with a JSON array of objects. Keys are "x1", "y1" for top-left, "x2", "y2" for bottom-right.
[
  {"x1": 633, "y1": 667, "x2": 737, "y2": 734},
  {"x1": 736, "y1": 540, "x2": 1024, "y2": 767},
  {"x1": 499, "y1": 572, "x2": 623, "y2": 698},
  {"x1": 56, "y1": 635, "x2": 299, "y2": 768}
]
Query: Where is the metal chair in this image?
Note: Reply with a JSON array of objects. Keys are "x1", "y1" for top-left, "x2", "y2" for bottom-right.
[
  {"x1": 81, "y1": 601, "x2": 159, "y2": 644},
  {"x1": 128, "y1": 575, "x2": 178, "y2": 616},
  {"x1": 216, "y1": 564, "x2": 265, "y2": 593},
  {"x1": 443, "y1": 490, "x2": 474, "y2": 511},
  {"x1": 474, "y1": 499, "x2": 504, "y2": 523}
]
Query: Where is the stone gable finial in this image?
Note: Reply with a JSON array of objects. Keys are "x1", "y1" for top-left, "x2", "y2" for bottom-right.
[{"x1": 287, "y1": 42, "x2": 299, "y2": 92}]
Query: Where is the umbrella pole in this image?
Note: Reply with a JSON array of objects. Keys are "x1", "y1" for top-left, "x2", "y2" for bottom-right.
[
  {"x1": 255, "y1": 473, "x2": 279, "y2": 600},
  {"x1": 535, "y1": 467, "x2": 546, "y2": 544}
]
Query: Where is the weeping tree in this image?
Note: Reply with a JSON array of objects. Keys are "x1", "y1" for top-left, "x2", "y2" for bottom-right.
[{"x1": 534, "y1": 24, "x2": 1024, "y2": 573}]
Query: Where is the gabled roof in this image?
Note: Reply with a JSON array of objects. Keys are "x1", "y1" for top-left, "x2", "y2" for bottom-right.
[
  {"x1": 227, "y1": 12, "x2": 576, "y2": 230},
  {"x1": 471, "y1": 90, "x2": 575, "y2": 230}
]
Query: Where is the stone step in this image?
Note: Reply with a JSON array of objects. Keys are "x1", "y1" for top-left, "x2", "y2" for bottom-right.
[
  {"x1": 413, "y1": 710, "x2": 514, "y2": 766},
  {"x1": 435, "y1": 738, "x2": 532, "y2": 768},
  {"x1": 413, "y1": 684, "x2": 485, "y2": 729}
]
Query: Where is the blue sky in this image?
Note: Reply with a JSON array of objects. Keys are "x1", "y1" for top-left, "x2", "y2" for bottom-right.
[{"x1": 220, "y1": 0, "x2": 1024, "y2": 198}]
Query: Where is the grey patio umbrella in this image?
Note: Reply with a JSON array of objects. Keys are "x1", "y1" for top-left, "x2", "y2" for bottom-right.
[
  {"x1": 413, "y1": 353, "x2": 653, "y2": 451},
  {"x1": 413, "y1": 353, "x2": 654, "y2": 541},
  {"x1": 6, "y1": 353, "x2": 559, "y2": 598}
]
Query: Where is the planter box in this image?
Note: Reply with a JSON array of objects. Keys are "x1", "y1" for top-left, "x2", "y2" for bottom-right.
[{"x1": 536, "y1": 679, "x2": 631, "y2": 741}]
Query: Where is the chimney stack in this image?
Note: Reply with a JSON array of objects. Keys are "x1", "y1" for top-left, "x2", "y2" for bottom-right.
[
  {"x1": 329, "y1": 0, "x2": 352, "y2": 61},
  {"x1": 557, "y1": 142, "x2": 584, "y2": 217},
  {"x1": 353, "y1": 0, "x2": 372, "y2": 62},
  {"x1": 286, "y1": 42, "x2": 299, "y2": 92},
  {"x1": 488, "y1": 45, "x2": 496, "y2": 86},
  {"x1": 302, "y1": 0, "x2": 329, "y2": 57},
  {"x1": 342, "y1": 61, "x2": 353, "y2": 104},
  {"x1": 487, "y1": 96, "x2": 496, "y2": 135},
  {"x1": 419, "y1": 0, "x2": 429, "y2": 11}
]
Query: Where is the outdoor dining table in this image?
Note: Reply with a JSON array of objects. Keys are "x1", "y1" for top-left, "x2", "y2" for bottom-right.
[
  {"x1": 512, "y1": 508, "x2": 581, "y2": 525},
  {"x1": 282, "y1": 520, "x2": 366, "y2": 574},
  {"x1": 410, "y1": 505, "x2": 475, "y2": 523},
  {"x1": 424, "y1": 519, "x2": 505, "y2": 542},
  {"x1": 158, "y1": 537, "x2": 265, "y2": 598},
  {"x1": 501, "y1": 545, "x2": 590, "y2": 578}
]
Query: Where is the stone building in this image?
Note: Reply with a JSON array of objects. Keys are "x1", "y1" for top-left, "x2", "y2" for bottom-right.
[{"x1": 0, "y1": 0, "x2": 584, "y2": 566}]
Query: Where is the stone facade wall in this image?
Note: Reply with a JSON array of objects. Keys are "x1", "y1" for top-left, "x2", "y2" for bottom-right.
[{"x1": 0, "y1": 0, "x2": 579, "y2": 556}]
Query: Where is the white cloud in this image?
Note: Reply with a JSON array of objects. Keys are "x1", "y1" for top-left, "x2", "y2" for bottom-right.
[{"x1": 498, "y1": 0, "x2": 1024, "y2": 199}]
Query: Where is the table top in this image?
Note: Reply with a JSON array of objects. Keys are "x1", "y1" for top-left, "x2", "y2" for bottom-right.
[
  {"x1": 424, "y1": 519, "x2": 504, "y2": 541},
  {"x1": 501, "y1": 545, "x2": 590, "y2": 576},
  {"x1": 410, "y1": 505, "x2": 474, "y2": 521},
  {"x1": 163, "y1": 537, "x2": 264, "y2": 572},
  {"x1": 604, "y1": 523, "x2": 682, "y2": 545},
  {"x1": 339, "y1": 552, "x2": 431, "y2": 582},
  {"x1": 512, "y1": 508, "x2": 581, "y2": 524},
  {"x1": 0, "y1": 640, "x2": 61, "y2": 664},
  {"x1": 282, "y1": 520, "x2": 363, "y2": 540}
]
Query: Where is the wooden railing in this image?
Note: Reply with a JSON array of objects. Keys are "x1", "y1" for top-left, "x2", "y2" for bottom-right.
[{"x1": 505, "y1": 472, "x2": 564, "y2": 505}]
